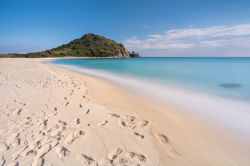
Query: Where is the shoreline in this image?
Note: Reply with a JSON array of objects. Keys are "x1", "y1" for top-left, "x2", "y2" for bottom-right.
[
  {"x1": 50, "y1": 61, "x2": 250, "y2": 138},
  {"x1": 0, "y1": 58, "x2": 250, "y2": 165},
  {"x1": 47, "y1": 59, "x2": 250, "y2": 163}
]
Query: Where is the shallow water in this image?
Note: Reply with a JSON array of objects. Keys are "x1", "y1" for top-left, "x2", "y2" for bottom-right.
[
  {"x1": 52, "y1": 57, "x2": 250, "y2": 101},
  {"x1": 51, "y1": 57, "x2": 250, "y2": 136}
]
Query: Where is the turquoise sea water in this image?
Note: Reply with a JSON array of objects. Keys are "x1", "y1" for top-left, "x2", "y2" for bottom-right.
[
  {"x1": 51, "y1": 57, "x2": 250, "y2": 134},
  {"x1": 52, "y1": 57, "x2": 250, "y2": 101}
]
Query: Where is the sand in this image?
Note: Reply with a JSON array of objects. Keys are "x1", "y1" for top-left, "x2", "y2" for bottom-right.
[{"x1": 0, "y1": 58, "x2": 249, "y2": 166}]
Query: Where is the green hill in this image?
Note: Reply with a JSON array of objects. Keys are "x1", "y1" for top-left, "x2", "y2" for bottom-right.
[{"x1": 18, "y1": 33, "x2": 139, "y2": 58}]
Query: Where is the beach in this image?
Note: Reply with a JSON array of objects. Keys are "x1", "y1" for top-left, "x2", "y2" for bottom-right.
[{"x1": 0, "y1": 58, "x2": 250, "y2": 166}]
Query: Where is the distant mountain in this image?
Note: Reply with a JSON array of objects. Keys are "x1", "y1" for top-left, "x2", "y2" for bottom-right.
[{"x1": 16, "y1": 33, "x2": 139, "y2": 58}]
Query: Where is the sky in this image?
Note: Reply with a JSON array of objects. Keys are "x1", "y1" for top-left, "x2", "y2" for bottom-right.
[{"x1": 1, "y1": 0, "x2": 250, "y2": 56}]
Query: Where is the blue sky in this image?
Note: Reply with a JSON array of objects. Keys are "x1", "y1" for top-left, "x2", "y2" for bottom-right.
[{"x1": 1, "y1": 0, "x2": 250, "y2": 56}]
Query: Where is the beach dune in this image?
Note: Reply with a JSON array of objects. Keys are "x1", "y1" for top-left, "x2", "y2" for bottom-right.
[{"x1": 0, "y1": 58, "x2": 249, "y2": 166}]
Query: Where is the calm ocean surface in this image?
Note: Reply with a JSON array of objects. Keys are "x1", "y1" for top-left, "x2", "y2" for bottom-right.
[
  {"x1": 51, "y1": 57, "x2": 250, "y2": 134},
  {"x1": 52, "y1": 57, "x2": 250, "y2": 101}
]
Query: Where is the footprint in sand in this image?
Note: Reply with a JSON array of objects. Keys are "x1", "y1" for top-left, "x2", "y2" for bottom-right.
[
  {"x1": 97, "y1": 120, "x2": 108, "y2": 127},
  {"x1": 39, "y1": 119, "x2": 48, "y2": 131},
  {"x1": 50, "y1": 139, "x2": 59, "y2": 149},
  {"x1": 131, "y1": 132, "x2": 144, "y2": 139},
  {"x1": 152, "y1": 131, "x2": 179, "y2": 157},
  {"x1": 115, "y1": 157, "x2": 129, "y2": 165},
  {"x1": 85, "y1": 109, "x2": 90, "y2": 115},
  {"x1": 43, "y1": 119, "x2": 48, "y2": 127},
  {"x1": 24, "y1": 148, "x2": 37, "y2": 157},
  {"x1": 36, "y1": 144, "x2": 52, "y2": 158},
  {"x1": 7, "y1": 132, "x2": 21, "y2": 148},
  {"x1": 0, "y1": 156, "x2": 6, "y2": 166},
  {"x1": 58, "y1": 120, "x2": 67, "y2": 126},
  {"x1": 64, "y1": 101, "x2": 69, "y2": 107},
  {"x1": 153, "y1": 133, "x2": 169, "y2": 144},
  {"x1": 115, "y1": 115, "x2": 149, "y2": 130},
  {"x1": 45, "y1": 112, "x2": 57, "y2": 119},
  {"x1": 64, "y1": 130, "x2": 84, "y2": 146},
  {"x1": 98, "y1": 158, "x2": 112, "y2": 166},
  {"x1": 8, "y1": 161, "x2": 19, "y2": 166},
  {"x1": 32, "y1": 157, "x2": 44, "y2": 166},
  {"x1": 137, "y1": 120, "x2": 149, "y2": 128},
  {"x1": 77, "y1": 154, "x2": 96, "y2": 165},
  {"x1": 118, "y1": 119, "x2": 136, "y2": 129},
  {"x1": 0, "y1": 142, "x2": 8, "y2": 152},
  {"x1": 49, "y1": 126, "x2": 64, "y2": 138},
  {"x1": 56, "y1": 146, "x2": 70, "y2": 159},
  {"x1": 118, "y1": 119, "x2": 126, "y2": 127},
  {"x1": 12, "y1": 108, "x2": 22, "y2": 116},
  {"x1": 12, "y1": 145, "x2": 28, "y2": 160},
  {"x1": 76, "y1": 118, "x2": 80, "y2": 125},
  {"x1": 127, "y1": 152, "x2": 146, "y2": 162},
  {"x1": 108, "y1": 113, "x2": 120, "y2": 118},
  {"x1": 126, "y1": 115, "x2": 136, "y2": 122},
  {"x1": 108, "y1": 148, "x2": 123, "y2": 160}
]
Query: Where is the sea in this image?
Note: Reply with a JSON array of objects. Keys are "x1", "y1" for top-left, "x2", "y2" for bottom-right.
[{"x1": 51, "y1": 57, "x2": 250, "y2": 136}]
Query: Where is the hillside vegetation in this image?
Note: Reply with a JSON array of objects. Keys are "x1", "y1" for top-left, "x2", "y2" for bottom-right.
[{"x1": 16, "y1": 33, "x2": 139, "y2": 58}]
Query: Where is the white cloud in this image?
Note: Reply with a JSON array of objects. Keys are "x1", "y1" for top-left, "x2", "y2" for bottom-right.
[{"x1": 123, "y1": 24, "x2": 250, "y2": 56}]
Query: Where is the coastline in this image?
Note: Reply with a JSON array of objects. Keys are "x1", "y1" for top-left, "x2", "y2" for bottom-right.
[
  {"x1": 51, "y1": 62, "x2": 250, "y2": 137},
  {"x1": 0, "y1": 58, "x2": 250, "y2": 165}
]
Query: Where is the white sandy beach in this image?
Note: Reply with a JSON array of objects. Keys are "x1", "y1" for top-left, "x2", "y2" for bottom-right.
[{"x1": 0, "y1": 58, "x2": 250, "y2": 166}]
